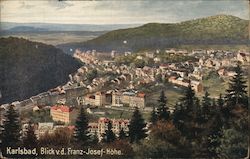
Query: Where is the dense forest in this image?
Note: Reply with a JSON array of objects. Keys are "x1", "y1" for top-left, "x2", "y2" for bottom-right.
[{"x1": 0, "y1": 37, "x2": 81, "y2": 104}]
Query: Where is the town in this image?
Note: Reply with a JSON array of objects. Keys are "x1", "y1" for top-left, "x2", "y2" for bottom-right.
[{"x1": 0, "y1": 47, "x2": 249, "y2": 142}]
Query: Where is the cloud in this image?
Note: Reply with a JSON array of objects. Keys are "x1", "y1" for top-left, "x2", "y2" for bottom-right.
[
  {"x1": 1, "y1": 0, "x2": 248, "y2": 24},
  {"x1": 19, "y1": 1, "x2": 35, "y2": 9},
  {"x1": 47, "y1": 0, "x2": 74, "y2": 10}
]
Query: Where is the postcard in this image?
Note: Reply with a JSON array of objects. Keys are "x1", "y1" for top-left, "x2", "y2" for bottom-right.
[{"x1": 0, "y1": 0, "x2": 249, "y2": 158}]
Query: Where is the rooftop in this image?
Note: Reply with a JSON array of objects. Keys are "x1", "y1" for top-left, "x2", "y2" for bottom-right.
[{"x1": 51, "y1": 105, "x2": 73, "y2": 113}]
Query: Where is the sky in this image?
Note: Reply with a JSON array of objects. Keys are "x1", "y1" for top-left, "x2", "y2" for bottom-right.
[{"x1": 0, "y1": 0, "x2": 249, "y2": 24}]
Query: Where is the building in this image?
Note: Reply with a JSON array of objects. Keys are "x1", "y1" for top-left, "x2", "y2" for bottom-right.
[
  {"x1": 95, "y1": 92, "x2": 106, "y2": 106},
  {"x1": 82, "y1": 91, "x2": 106, "y2": 107},
  {"x1": 153, "y1": 57, "x2": 161, "y2": 63},
  {"x1": 35, "y1": 122, "x2": 54, "y2": 139},
  {"x1": 32, "y1": 123, "x2": 74, "y2": 139},
  {"x1": 88, "y1": 117, "x2": 129, "y2": 140},
  {"x1": 112, "y1": 91, "x2": 123, "y2": 107},
  {"x1": 218, "y1": 68, "x2": 226, "y2": 76},
  {"x1": 122, "y1": 92, "x2": 146, "y2": 108},
  {"x1": 88, "y1": 122, "x2": 99, "y2": 134},
  {"x1": 50, "y1": 105, "x2": 74, "y2": 124},
  {"x1": 168, "y1": 76, "x2": 203, "y2": 93},
  {"x1": 112, "y1": 91, "x2": 146, "y2": 108},
  {"x1": 190, "y1": 80, "x2": 203, "y2": 93},
  {"x1": 136, "y1": 55, "x2": 143, "y2": 60},
  {"x1": 159, "y1": 64, "x2": 169, "y2": 70},
  {"x1": 237, "y1": 52, "x2": 250, "y2": 64},
  {"x1": 83, "y1": 95, "x2": 96, "y2": 106}
]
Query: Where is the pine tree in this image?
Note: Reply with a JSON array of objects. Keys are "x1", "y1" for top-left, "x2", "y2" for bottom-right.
[
  {"x1": 1, "y1": 105, "x2": 21, "y2": 148},
  {"x1": 206, "y1": 99, "x2": 225, "y2": 158},
  {"x1": 23, "y1": 122, "x2": 38, "y2": 148},
  {"x1": 119, "y1": 127, "x2": 127, "y2": 140},
  {"x1": 74, "y1": 107, "x2": 89, "y2": 146},
  {"x1": 172, "y1": 102, "x2": 186, "y2": 132},
  {"x1": 90, "y1": 131, "x2": 99, "y2": 145},
  {"x1": 217, "y1": 94, "x2": 224, "y2": 108},
  {"x1": 150, "y1": 106, "x2": 157, "y2": 124},
  {"x1": 0, "y1": 108, "x2": 3, "y2": 148},
  {"x1": 201, "y1": 91, "x2": 212, "y2": 121},
  {"x1": 128, "y1": 107, "x2": 147, "y2": 143},
  {"x1": 181, "y1": 84, "x2": 195, "y2": 111},
  {"x1": 156, "y1": 90, "x2": 170, "y2": 121},
  {"x1": 225, "y1": 63, "x2": 248, "y2": 107},
  {"x1": 173, "y1": 84, "x2": 198, "y2": 139},
  {"x1": 104, "y1": 121, "x2": 116, "y2": 143}
]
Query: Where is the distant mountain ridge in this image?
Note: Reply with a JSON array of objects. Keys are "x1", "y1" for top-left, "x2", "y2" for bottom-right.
[
  {"x1": 1, "y1": 22, "x2": 142, "y2": 32},
  {"x1": 0, "y1": 37, "x2": 81, "y2": 104},
  {"x1": 57, "y1": 15, "x2": 249, "y2": 54},
  {"x1": 8, "y1": 26, "x2": 49, "y2": 32}
]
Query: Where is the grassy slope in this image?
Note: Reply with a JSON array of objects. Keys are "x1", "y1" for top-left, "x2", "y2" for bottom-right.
[
  {"x1": 88, "y1": 15, "x2": 248, "y2": 47},
  {"x1": 57, "y1": 15, "x2": 249, "y2": 54}
]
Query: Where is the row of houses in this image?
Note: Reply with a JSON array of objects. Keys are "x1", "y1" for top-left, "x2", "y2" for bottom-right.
[
  {"x1": 88, "y1": 117, "x2": 129, "y2": 140},
  {"x1": 22, "y1": 117, "x2": 130, "y2": 141},
  {"x1": 73, "y1": 49, "x2": 97, "y2": 64}
]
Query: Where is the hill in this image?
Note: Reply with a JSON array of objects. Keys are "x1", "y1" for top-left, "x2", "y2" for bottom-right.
[
  {"x1": 58, "y1": 15, "x2": 249, "y2": 53},
  {"x1": 0, "y1": 37, "x2": 81, "y2": 104}
]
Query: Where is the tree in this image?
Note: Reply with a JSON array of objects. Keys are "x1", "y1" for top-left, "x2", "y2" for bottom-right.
[
  {"x1": 155, "y1": 73, "x2": 163, "y2": 83},
  {"x1": 217, "y1": 127, "x2": 248, "y2": 158},
  {"x1": 134, "y1": 59, "x2": 145, "y2": 68},
  {"x1": 39, "y1": 127, "x2": 73, "y2": 146},
  {"x1": 225, "y1": 63, "x2": 248, "y2": 107},
  {"x1": 150, "y1": 106, "x2": 157, "y2": 124},
  {"x1": 217, "y1": 94, "x2": 224, "y2": 108},
  {"x1": 135, "y1": 121, "x2": 192, "y2": 158},
  {"x1": 202, "y1": 91, "x2": 211, "y2": 107},
  {"x1": 223, "y1": 64, "x2": 248, "y2": 132},
  {"x1": 201, "y1": 91, "x2": 212, "y2": 121},
  {"x1": 118, "y1": 128, "x2": 127, "y2": 140},
  {"x1": 182, "y1": 84, "x2": 195, "y2": 109},
  {"x1": 1, "y1": 105, "x2": 21, "y2": 148},
  {"x1": 173, "y1": 84, "x2": 198, "y2": 139},
  {"x1": 74, "y1": 107, "x2": 89, "y2": 146},
  {"x1": 1, "y1": 105, "x2": 21, "y2": 157},
  {"x1": 156, "y1": 90, "x2": 170, "y2": 121},
  {"x1": 172, "y1": 85, "x2": 217, "y2": 158},
  {"x1": 90, "y1": 131, "x2": 99, "y2": 145},
  {"x1": 103, "y1": 121, "x2": 116, "y2": 143},
  {"x1": 0, "y1": 107, "x2": 3, "y2": 148},
  {"x1": 216, "y1": 104, "x2": 249, "y2": 158},
  {"x1": 205, "y1": 100, "x2": 224, "y2": 158},
  {"x1": 22, "y1": 123, "x2": 38, "y2": 148},
  {"x1": 128, "y1": 107, "x2": 147, "y2": 143},
  {"x1": 86, "y1": 69, "x2": 98, "y2": 82}
]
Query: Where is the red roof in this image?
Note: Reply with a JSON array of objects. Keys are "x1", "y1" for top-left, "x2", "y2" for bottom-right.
[
  {"x1": 51, "y1": 105, "x2": 73, "y2": 112},
  {"x1": 160, "y1": 64, "x2": 169, "y2": 68},
  {"x1": 96, "y1": 91, "x2": 105, "y2": 95},
  {"x1": 137, "y1": 93, "x2": 145, "y2": 98},
  {"x1": 113, "y1": 119, "x2": 129, "y2": 124},
  {"x1": 99, "y1": 117, "x2": 110, "y2": 123},
  {"x1": 169, "y1": 76, "x2": 177, "y2": 80},
  {"x1": 68, "y1": 125, "x2": 75, "y2": 130}
]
